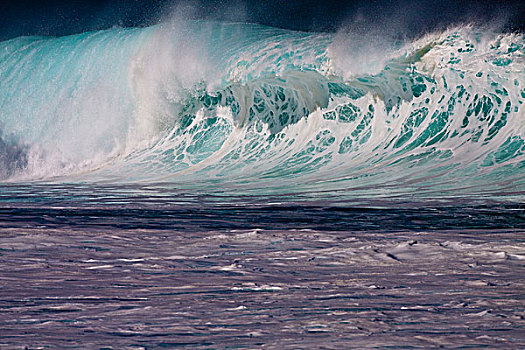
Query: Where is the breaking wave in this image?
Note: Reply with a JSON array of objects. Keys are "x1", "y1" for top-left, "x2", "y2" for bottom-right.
[{"x1": 1, "y1": 20, "x2": 524, "y2": 201}]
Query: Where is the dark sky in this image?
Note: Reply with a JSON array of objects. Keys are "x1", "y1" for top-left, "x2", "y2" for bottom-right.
[{"x1": 0, "y1": 0, "x2": 524, "y2": 40}]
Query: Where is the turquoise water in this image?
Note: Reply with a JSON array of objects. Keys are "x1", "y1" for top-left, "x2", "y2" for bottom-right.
[{"x1": 0, "y1": 20, "x2": 523, "y2": 203}]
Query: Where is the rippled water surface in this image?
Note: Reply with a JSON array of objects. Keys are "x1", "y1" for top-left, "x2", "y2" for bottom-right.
[{"x1": 0, "y1": 184, "x2": 523, "y2": 349}]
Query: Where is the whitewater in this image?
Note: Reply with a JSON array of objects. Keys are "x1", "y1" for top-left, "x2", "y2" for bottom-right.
[
  {"x1": 0, "y1": 20, "x2": 523, "y2": 203},
  {"x1": 0, "y1": 19, "x2": 524, "y2": 349}
]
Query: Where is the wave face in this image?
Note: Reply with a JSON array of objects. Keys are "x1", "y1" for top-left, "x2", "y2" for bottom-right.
[{"x1": 1, "y1": 21, "x2": 524, "y2": 202}]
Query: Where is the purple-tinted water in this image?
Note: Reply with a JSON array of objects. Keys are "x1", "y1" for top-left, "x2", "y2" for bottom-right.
[{"x1": 0, "y1": 184, "x2": 524, "y2": 348}]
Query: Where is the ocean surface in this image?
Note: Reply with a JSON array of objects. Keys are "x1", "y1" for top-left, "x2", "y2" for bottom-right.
[{"x1": 0, "y1": 19, "x2": 524, "y2": 348}]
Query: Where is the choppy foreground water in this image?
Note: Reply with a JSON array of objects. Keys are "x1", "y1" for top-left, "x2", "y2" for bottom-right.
[{"x1": 0, "y1": 185, "x2": 523, "y2": 349}]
